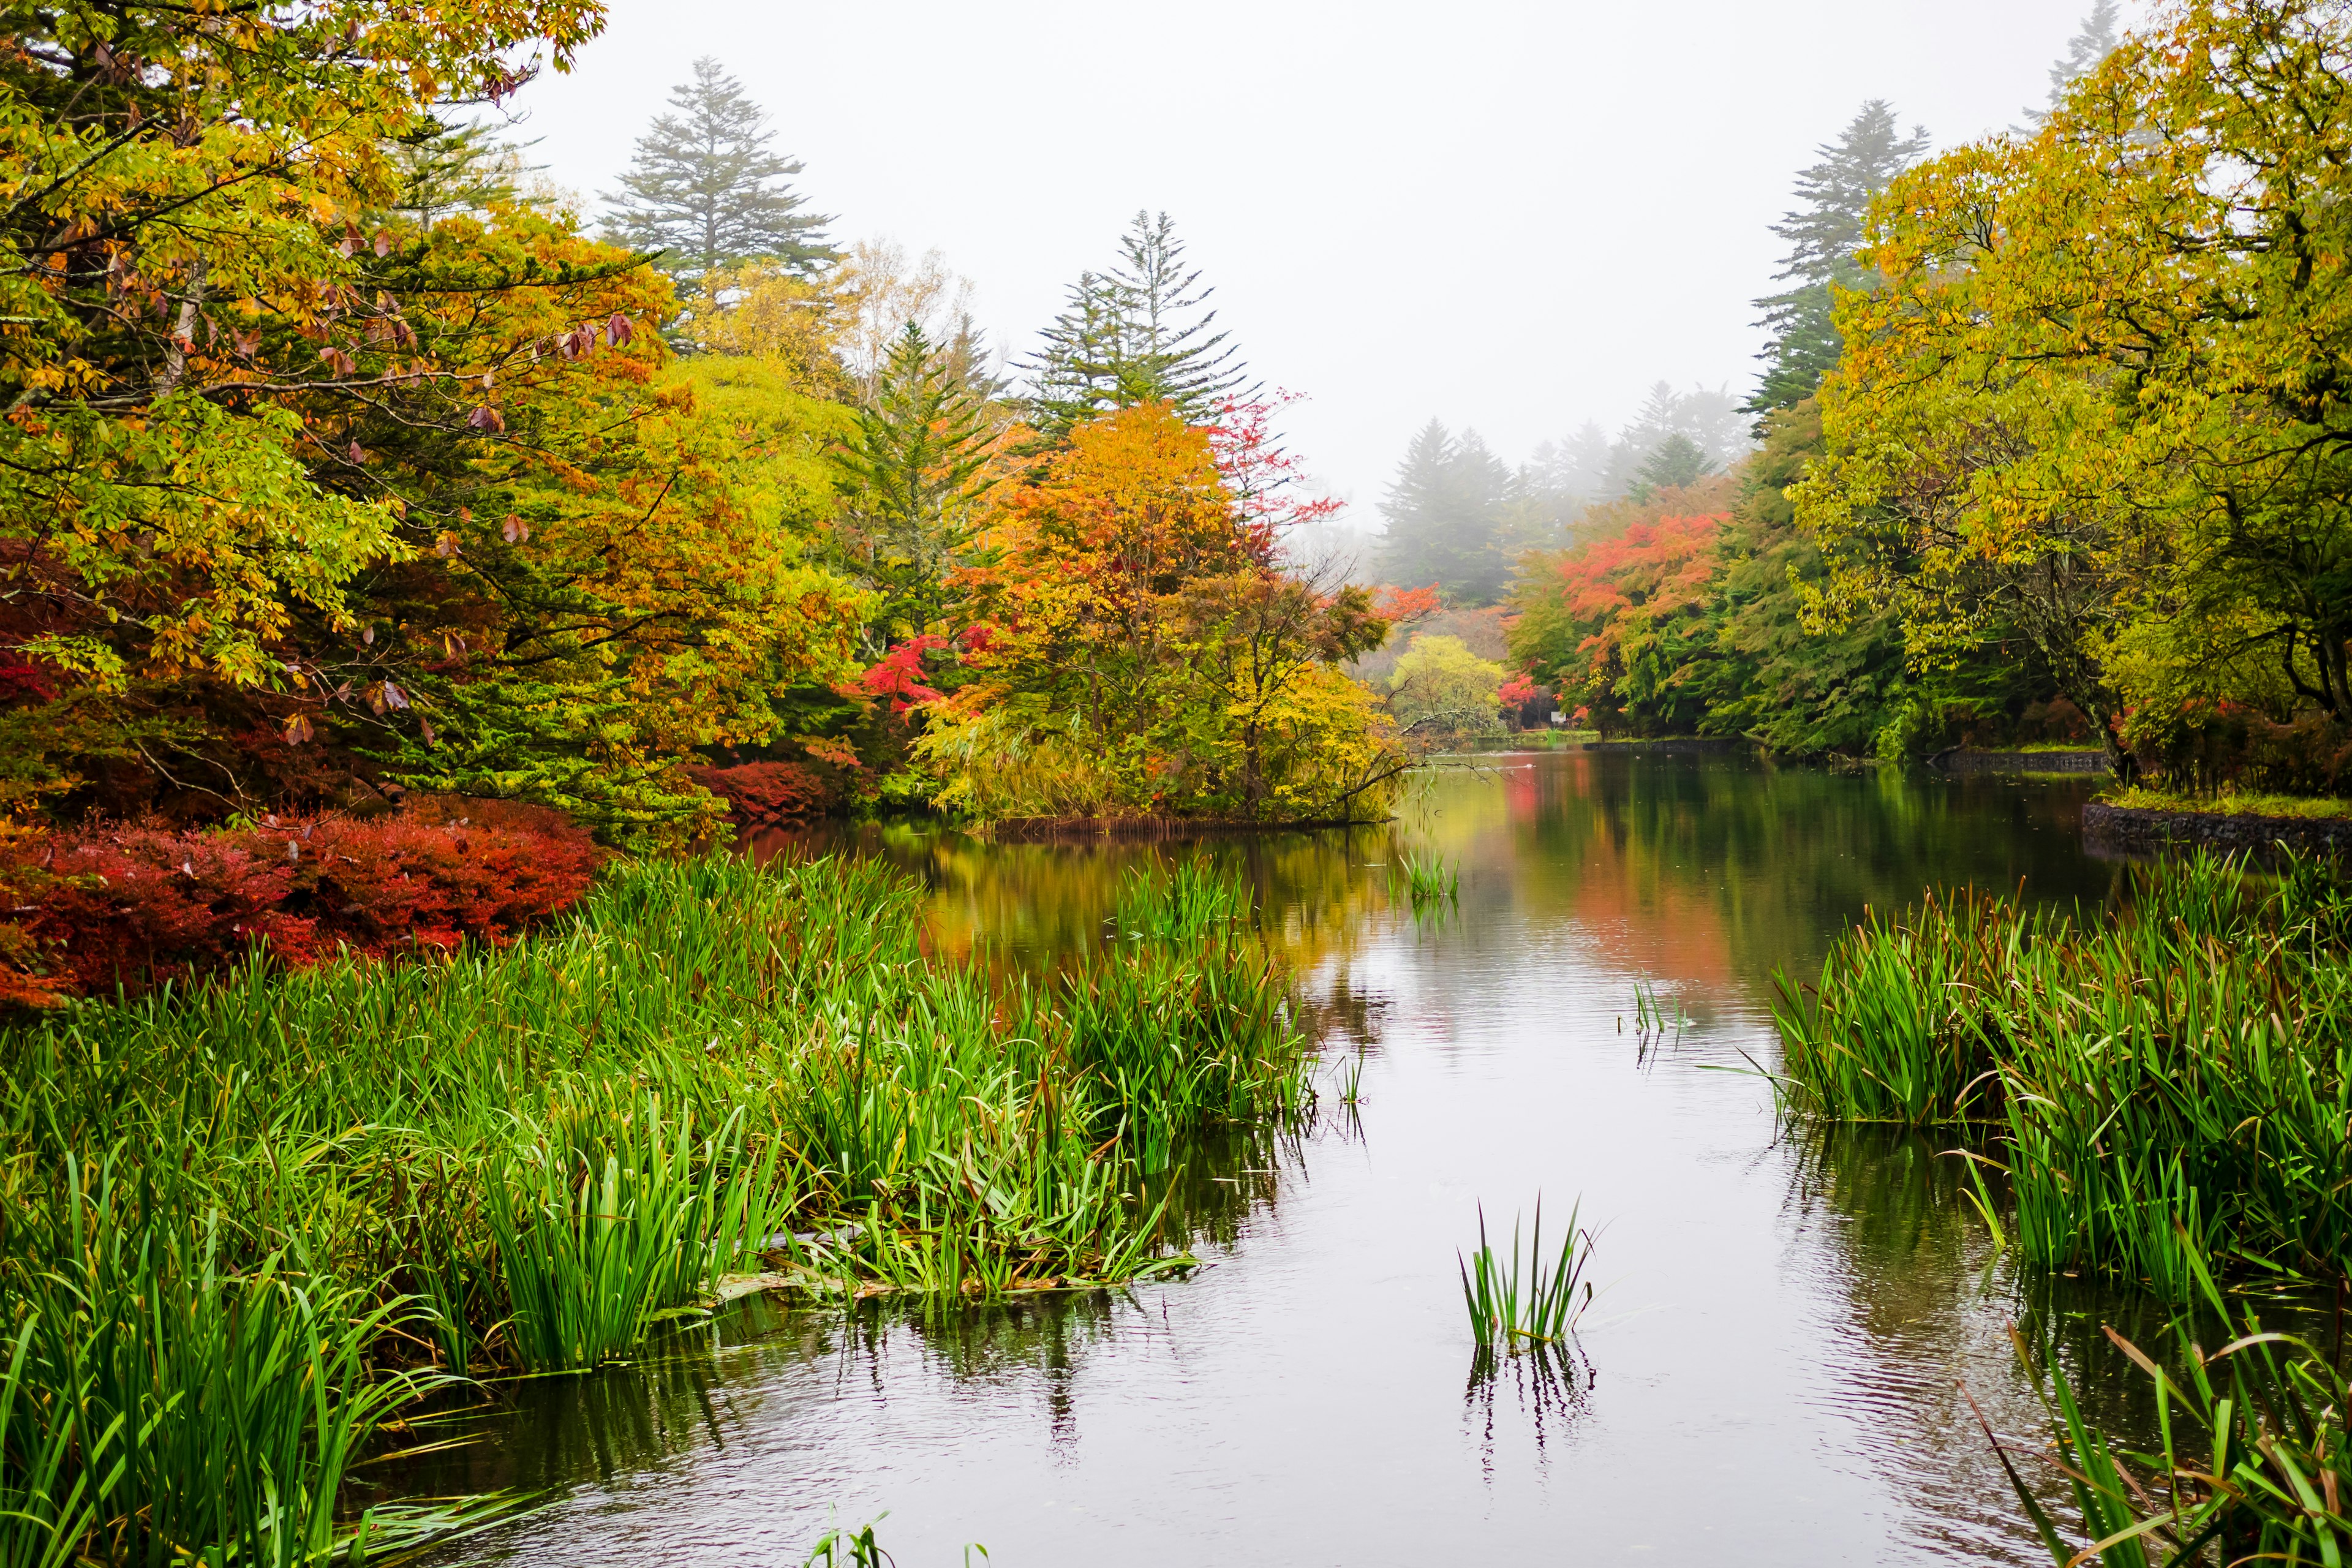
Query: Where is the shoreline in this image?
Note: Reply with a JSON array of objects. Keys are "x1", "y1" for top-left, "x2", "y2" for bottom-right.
[{"x1": 2083, "y1": 800, "x2": 2352, "y2": 856}]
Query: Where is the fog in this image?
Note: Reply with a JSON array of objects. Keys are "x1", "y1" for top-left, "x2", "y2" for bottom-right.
[{"x1": 502, "y1": 0, "x2": 2122, "y2": 509}]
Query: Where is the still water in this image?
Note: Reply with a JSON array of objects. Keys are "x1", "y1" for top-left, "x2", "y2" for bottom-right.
[{"x1": 420, "y1": 750, "x2": 2155, "y2": 1566}]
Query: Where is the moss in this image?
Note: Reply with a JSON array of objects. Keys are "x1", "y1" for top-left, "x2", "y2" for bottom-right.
[{"x1": 2099, "y1": 785, "x2": 2352, "y2": 821}]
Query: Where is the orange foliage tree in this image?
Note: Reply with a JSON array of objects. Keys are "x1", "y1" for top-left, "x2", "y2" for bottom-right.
[
  {"x1": 1508, "y1": 512, "x2": 1728, "y2": 735},
  {"x1": 915, "y1": 403, "x2": 1401, "y2": 821}
]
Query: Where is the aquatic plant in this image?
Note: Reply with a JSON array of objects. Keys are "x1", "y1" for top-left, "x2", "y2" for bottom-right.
[
  {"x1": 1391, "y1": 847, "x2": 1459, "y2": 910},
  {"x1": 1770, "y1": 850, "x2": 2352, "y2": 1296},
  {"x1": 1459, "y1": 1198, "x2": 1592, "y2": 1350},
  {"x1": 1110, "y1": 858, "x2": 1251, "y2": 942},
  {"x1": 1982, "y1": 1243, "x2": 2352, "y2": 1567},
  {"x1": 0, "y1": 852, "x2": 1311, "y2": 1561}
]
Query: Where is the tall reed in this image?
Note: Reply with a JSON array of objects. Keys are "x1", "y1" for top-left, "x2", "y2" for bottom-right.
[
  {"x1": 1770, "y1": 851, "x2": 2352, "y2": 1295},
  {"x1": 1459, "y1": 1198, "x2": 1593, "y2": 1351},
  {"x1": 1986, "y1": 1242, "x2": 2352, "y2": 1567},
  {"x1": 0, "y1": 852, "x2": 1311, "y2": 1561}
]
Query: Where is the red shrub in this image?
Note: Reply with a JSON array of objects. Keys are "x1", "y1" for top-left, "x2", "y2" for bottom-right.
[
  {"x1": 0, "y1": 799, "x2": 603, "y2": 1002},
  {"x1": 687, "y1": 761, "x2": 836, "y2": 829}
]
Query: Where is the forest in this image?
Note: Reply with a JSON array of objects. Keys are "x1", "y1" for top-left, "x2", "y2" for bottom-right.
[{"x1": 1382, "y1": 0, "x2": 2352, "y2": 812}]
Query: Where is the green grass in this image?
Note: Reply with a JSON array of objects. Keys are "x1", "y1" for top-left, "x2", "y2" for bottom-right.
[
  {"x1": 1458, "y1": 1198, "x2": 1593, "y2": 1351},
  {"x1": 2101, "y1": 783, "x2": 2352, "y2": 820},
  {"x1": 1769, "y1": 850, "x2": 2352, "y2": 1298},
  {"x1": 0, "y1": 853, "x2": 1312, "y2": 1562}
]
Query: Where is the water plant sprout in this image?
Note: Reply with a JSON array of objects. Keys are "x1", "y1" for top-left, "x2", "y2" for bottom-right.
[
  {"x1": 1391, "y1": 847, "x2": 1460, "y2": 911},
  {"x1": 1459, "y1": 1197, "x2": 1593, "y2": 1351}
]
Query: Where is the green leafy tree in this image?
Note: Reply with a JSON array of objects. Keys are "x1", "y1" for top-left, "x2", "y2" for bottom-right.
[
  {"x1": 1749, "y1": 100, "x2": 1931, "y2": 416},
  {"x1": 1685, "y1": 402, "x2": 1910, "y2": 755},
  {"x1": 1388, "y1": 635, "x2": 1506, "y2": 733},
  {"x1": 603, "y1": 57, "x2": 835, "y2": 279},
  {"x1": 1024, "y1": 211, "x2": 1249, "y2": 437}
]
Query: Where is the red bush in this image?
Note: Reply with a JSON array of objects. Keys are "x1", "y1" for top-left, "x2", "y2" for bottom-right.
[
  {"x1": 687, "y1": 761, "x2": 836, "y2": 829},
  {"x1": 0, "y1": 799, "x2": 603, "y2": 1002}
]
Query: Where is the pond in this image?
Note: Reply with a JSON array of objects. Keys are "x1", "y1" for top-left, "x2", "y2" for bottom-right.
[{"x1": 413, "y1": 749, "x2": 2168, "y2": 1566}]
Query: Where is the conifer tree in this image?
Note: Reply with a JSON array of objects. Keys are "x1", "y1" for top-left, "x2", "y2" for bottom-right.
[
  {"x1": 2026, "y1": 2, "x2": 2124, "y2": 123},
  {"x1": 1025, "y1": 212, "x2": 1250, "y2": 437},
  {"x1": 603, "y1": 58, "x2": 834, "y2": 279},
  {"x1": 1630, "y1": 433, "x2": 1714, "y2": 502},
  {"x1": 835, "y1": 322, "x2": 999, "y2": 649},
  {"x1": 1379, "y1": 421, "x2": 1516, "y2": 604},
  {"x1": 1748, "y1": 100, "x2": 1931, "y2": 415}
]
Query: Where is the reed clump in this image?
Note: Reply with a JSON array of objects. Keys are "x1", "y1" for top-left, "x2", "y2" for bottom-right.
[
  {"x1": 1771, "y1": 851, "x2": 2352, "y2": 1296},
  {"x1": 1987, "y1": 1243, "x2": 2352, "y2": 1567},
  {"x1": 1110, "y1": 857, "x2": 1251, "y2": 942},
  {"x1": 1391, "y1": 848, "x2": 1459, "y2": 910},
  {"x1": 1459, "y1": 1197, "x2": 1593, "y2": 1351},
  {"x1": 0, "y1": 853, "x2": 1311, "y2": 1563}
]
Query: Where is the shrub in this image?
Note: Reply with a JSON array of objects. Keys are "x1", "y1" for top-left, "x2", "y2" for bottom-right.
[
  {"x1": 2121, "y1": 700, "x2": 2352, "y2": 796},
  {"x1": 685, "y1": 761, "x2": 837, "y2": 829},
  {"x1": 0, "y1": 799, "x2": 602, "y2": 1001}
]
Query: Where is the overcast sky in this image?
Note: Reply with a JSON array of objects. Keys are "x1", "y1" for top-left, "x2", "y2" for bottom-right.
[{"x1": 502, "y1": 0, "x2": 2128, "y2": 516}]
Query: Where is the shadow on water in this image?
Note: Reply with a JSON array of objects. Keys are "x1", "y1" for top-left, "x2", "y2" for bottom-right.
[{"x1": 405, "y1": 753, "x2": 2197, "y2": 1564}]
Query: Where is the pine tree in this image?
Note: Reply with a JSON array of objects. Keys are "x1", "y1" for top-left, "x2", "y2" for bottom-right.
[
  {"x1": 1378, "y1": 421, "x2": 1515, "y2": 604},
  {"x1": 602, "y1": 58, "x2": 834, "y2": 279},
  {"x1": 2024, "y1": 2, "x2": 2124, "y2": 123},
  {"x1": 1023, "y1": 211, "x2": 1250, "y2": 438},
  {"x1": 1630, "y1": 433, "x2": 1714, "y2": 502},
  {"x1": 389, "y1": 119, "x2": 539, "y2": 228},
  {"x1": 834, "y1": 322, "x2": 1000, "y2": 650},
  {"x1": 1748, "y1": 100, "x2": 1931, "y2": 415}
]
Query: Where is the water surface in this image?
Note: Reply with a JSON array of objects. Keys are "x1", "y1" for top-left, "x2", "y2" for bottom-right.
[{"x1": 419, "y1": 751, "x2": 2160, "y2": 1566}]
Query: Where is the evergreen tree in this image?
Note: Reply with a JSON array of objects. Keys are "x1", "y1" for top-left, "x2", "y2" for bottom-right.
[
  {"x1": 388, "y1": 119, "x2": 540, "y2": 228},
  {"x1": 1024, "y1": 212, "x2": 1250, "y2": 437},
  {"x1": 834, "y1": 322, "x2": 1000, "y2": 651},
  {"x1": 1378, "y1": 421, "x2": 1516, "y2": 604},
  {"x1": 602, "y1": 58, "x2": 834, "y2": 279},
  {"x1": 1748, "y1": 100, "x2": 1931, "y2": 415},
  {"x1": 2026, "y1": 2, "x2": 2124, "y2": 123},
  {"x1": 1630, "y1": 432, "x2": 1714, "y2": 501}
]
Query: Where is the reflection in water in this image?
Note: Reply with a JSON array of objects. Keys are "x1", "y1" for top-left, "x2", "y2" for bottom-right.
[
  {"x1": 417, "y1": 752, "x2": 2168, "y2": 1566},
  {"x1": 1463, "y1": 1340, "x2": 1595, "y2": 1479}
]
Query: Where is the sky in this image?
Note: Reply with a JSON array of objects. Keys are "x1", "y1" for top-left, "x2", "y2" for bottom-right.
[{"x1": 499, "y1": 0, "x2": 2126, "y2": 518}]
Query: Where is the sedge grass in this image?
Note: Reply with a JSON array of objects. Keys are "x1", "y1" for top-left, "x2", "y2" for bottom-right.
[
  {"x1": 0, "y1": 852, "x2": 1310, "y2": 1562},
  {"x1": 1110, "y1": 858, "x2": 1251, "y2": 942},
  {"x1": 1459, "y1": 1198, "x2": 1593, "y2": 1351}
]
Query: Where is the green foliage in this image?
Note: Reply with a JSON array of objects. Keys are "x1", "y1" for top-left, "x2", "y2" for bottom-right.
[
  {"x1": 1458, "y1": 1197, "x2": 1593, "y2": 1350},
  {"x1": 1690, "y1": 402, "x2": 1909, "y2": 755},
  {"x1": 1387, "y1": 635, "x2": 1506, "y2": 733},
  {"x1": 834, "y1": 321, "x2": 1002, "y2": 653},
  {"x1": 603, "y1": 56, "x2": 835, "y2": 279},
  {"x1": 1769, "y1": 851, "x2": 2352, "y2": 1298},
  {"x1": 0, "y1": 853, "x2": 1314, "y2": 1556}
]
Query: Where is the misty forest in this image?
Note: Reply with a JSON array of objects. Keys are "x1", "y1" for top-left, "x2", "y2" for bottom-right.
[{"x1": 9, "y1": 0, "x2": 2352, "y2": 1563}]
